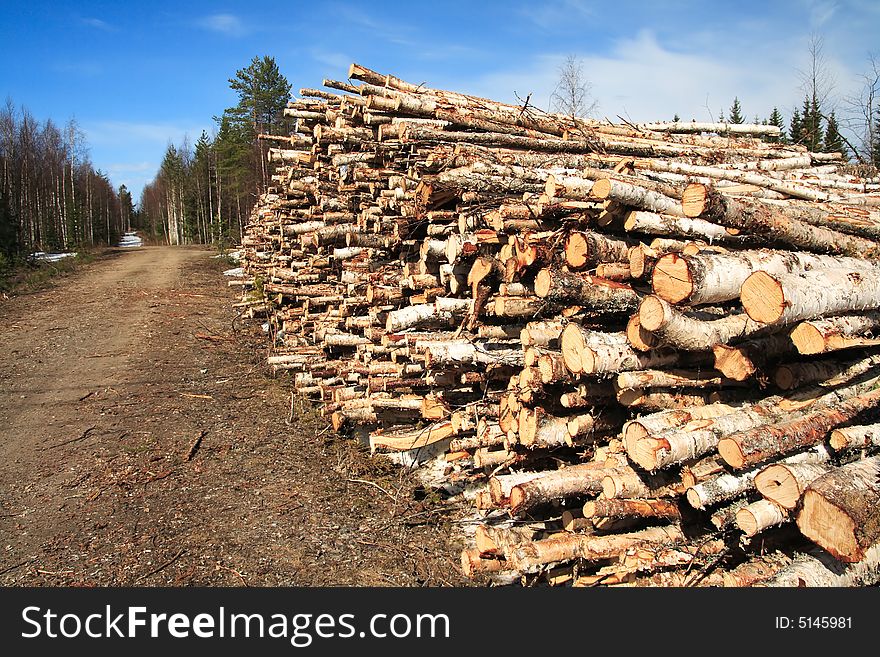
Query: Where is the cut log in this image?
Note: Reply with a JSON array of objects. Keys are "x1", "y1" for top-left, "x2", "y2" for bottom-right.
[
  {"x1": 790, "y1": 312, "x2": 880, "y2": 355},
  {"x1": 583, "y1": 497, "x2": 681, "y2": 521},
  {"x1": 681, "y1": 183, "x2": 880, "y2": 256},
  {"x1": 624, "y1": 210, "x2": 734, "y2": 243},
  {"x1": 717, "y1": 387, "x2": 880, "y2": 469},
  {"x1": 639, "y1": 295, "x2": 765, "y2": 350},
  {"x1": 762, "y1": 543, "x2": 880, "y2": 586},
  {"x1": 651, "y1": 249, "x2": 880, "y2": 306},
  {"x1": 796, "y1": 457, "x2": 880, "y2": 562},
  {"x1": 590, "y1": 178, "x2": 684, "y2": 216},
  {"x1": 507, "y1": 463, "x2": 611, "y2": 516},
  {"x1": 534, "y1": 268, "x2": 640, "y2": 312},
  {"x1": 754, "y1": 462, "x2": 834, "y2": 510},
  {"x1": 564, "y1": 230, "x2": 631, "y2": 269},
  {"x1": 829, "y1": 422, "x2": 880, "y2": 451},
  {"x1": 616, "y1": 368, "x2": 743, "y2": 390},
  {"x1": 560, "y1": 323, "x2": 677, "y2": 375},
  {"x1": 509, "y1": 524, "x2": 685, "y2": 571},
  {"x1": 712, "y1": 333, "x2": 796, "y2": 381},
  {"x1": 742, "y1": 268, "x2": 880, "y2": 327},
  {"x1": 735, "y1": 499, "x2": 790, "y2": 537}
]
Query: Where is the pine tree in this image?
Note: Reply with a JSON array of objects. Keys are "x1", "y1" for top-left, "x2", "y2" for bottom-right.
[
  {"x1": 823, "y1": 111, "x2": 844, "y2": 155},
  {"x1": 673, "y1": 113, "x2": 681, "y2": 123},
  {"x1": 728, "y1": 97, "x2": 744, "y2": 124},
  {"x1": 228, "y1": 56, "x2": 292, "y2": 136},
  {"x1": 226, "y1": 55, "x2": 292, "y2": 194}
]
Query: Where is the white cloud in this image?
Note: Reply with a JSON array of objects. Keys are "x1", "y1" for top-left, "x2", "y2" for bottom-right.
[
  {"x1": 81, "y1": 17, "x2": 115, "y2": 31},
  {"x1": 106, "y1": 161, "x2": 155, "y2": 174},
  {"x1": 517, "y1": 0, "x2": 593, "y2": 30},
  {"x1": 309, "y1": 49, "x2": 353, "y2": 73},
  {"x1": 197, "y1": 13, "x2": 248, "y2": 37},
  {"x1": 84, "y1": 120, "x2": 207, "y2": 146},
  {"x1": 466, "y1": 28, "x2": 866, "y2": 127}
]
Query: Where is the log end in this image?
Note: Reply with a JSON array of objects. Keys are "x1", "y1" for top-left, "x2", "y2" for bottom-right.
[
  {"x1": 773, "y1": 364, "x2": 797, "y2": 390},
  {"x1": 681, "y1": 183, "x2": 708, "y2": 218},
  {"x1": 638, "y1": 295, "x2": 670, "y2": 332},
  {"x1": 534, "y1": 268, "x2": 552, "y2": 298},
  {"x1": 716, "y1": 436, "x2": 746, "y2": 469},
  {"x1": 651, "y1": 253, "x2": 693, "y2": 305},
  {"x1": 712, "y1": 344, "x2": 754, "y2": 382},
  {"x1": 734, "y1": 507, "x2": 762, "y2": 537},
  {"x1": 685, "y1": 487, "x2": 706, "y2": 510},
  {"x1": 754, "y1": 465, "x2": 800, "y2": 510},
  {"x1": 628, "y1": 437, "x2": 665, "y2": 472},
  {"x1": 789, "y1": 322, "x2": 825, "y2": 355},
  {"x1": 590, "y1": 177, "x2": 612, "y2": 200},
  {"x1": 626, "y1": 313, "x2": 659, "y2": 351},
  {"x1": 564, "y1": 232, "x2": 589, "y2": 269},
  {"x1": 560, "y1": 323, "x2": 586, "y2": 374},
  {"x1": 741, "y1": 270, "x2": 785, "y2": 324},
  {"x1": 508, "y1": 485, "x2": 528, "y2": 515},
  {"x1": 797, "y1": 490, "x2": 861, "y2": 563}
]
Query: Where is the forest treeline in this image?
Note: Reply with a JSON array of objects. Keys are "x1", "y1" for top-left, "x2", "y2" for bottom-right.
[
  {"x1": 135, "y1": 56, "x2": 291, "y2": 248},
  {"x1": 0, "y1": 101, "x2": 132, "y2": 265}
]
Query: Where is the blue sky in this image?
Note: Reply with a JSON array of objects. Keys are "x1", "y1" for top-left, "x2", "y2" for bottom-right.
[{"x1": 2, "y1": 1, "x2": 878, "y2": 203}]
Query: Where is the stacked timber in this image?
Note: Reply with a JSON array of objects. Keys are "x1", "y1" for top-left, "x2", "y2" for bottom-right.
[{"x1": 240, "y1": 62, "x2": 880, "y2": 587}]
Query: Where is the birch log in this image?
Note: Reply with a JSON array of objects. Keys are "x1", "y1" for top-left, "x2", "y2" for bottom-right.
[
  {"x1": 797, "y1": 457, "x2": 880, "y2": 562},
  {"x1": 741, "y1": 268, "x2": 880, "y2": 326}
]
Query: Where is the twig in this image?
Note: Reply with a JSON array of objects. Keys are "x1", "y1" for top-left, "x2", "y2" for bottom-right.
[
  {"x1": 216, "y1": 564, "x2": 248, "y2": 587},
  {"x1": 50, "y1": 425, "x2": 97, "y2": 449},
  {"x1": 134, "y1": 548, "x2": 186, "y2": 584},
  {"x1": 186, "y1": 430, "x2": 207, "y2": 461},
  {"x1": 0, "y1": 558, "x2": 34, "y2": 576},
  {"x1": 347, "y1": 478, "x2": 396, "y2": 500}
]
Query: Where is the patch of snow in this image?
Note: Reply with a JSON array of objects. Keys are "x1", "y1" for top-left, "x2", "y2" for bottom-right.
[
  {"x1": 118, "y1": 231, "x2": 143, "y2": 248},
  {"x1": 214, "y1": 249, "x2": 242, "y2": 262},
  {"x1": 31, "y1": 251, "x2": 77, "y2": 263}
]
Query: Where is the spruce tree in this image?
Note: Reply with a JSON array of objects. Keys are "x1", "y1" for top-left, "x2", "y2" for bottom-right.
[
  {"x1": 873, "y1": 106, "x2": 880, "y2": 168},
  {"x1": 789, "y1": 107, "x2": 802, "y2": 144},
  {"x1": 798, "y1": 94, "x2": 823, "y2": 152},
  {"x1": 728, "y1": 97, "x2": 744, "y2": 124},
  {"x1": 769, "y1": 107, "x2": 786, "y2": 143},
  {"x1": 673, "y1": 113, "x2": 681, "y2": 122},
  {"x1": 823, "y1": 111, "x2": 844, "y2": 155}
]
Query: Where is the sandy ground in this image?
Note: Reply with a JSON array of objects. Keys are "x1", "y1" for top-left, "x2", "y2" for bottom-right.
[{"x1": 0, "y1": 246, "x2": 471, "y2": 586}]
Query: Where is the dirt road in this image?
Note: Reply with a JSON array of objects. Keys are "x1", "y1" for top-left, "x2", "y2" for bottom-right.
[{"x1": 0, "y1": 246, "x2": 468, "y2": 586}]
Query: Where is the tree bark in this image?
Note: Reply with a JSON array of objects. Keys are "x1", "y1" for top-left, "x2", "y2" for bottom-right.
[
  {"x1": 534, "y1": 267, "x2": 640, "y2": 312},
  {"x1": 763, "y1": 544, "x2": 880, "y2": 587},
  {"x1": 718, "y1": 388, "x2": 880, "y2": 469},
  {"x1": 639, "y1": 295, "x2": 765, "y2": 350},
  {"x1": 735, "y1": 499, "x2": 790, "y2": 537},
  {"x1": 682, "y1": 183, "x2": 880, "y2": 256}
]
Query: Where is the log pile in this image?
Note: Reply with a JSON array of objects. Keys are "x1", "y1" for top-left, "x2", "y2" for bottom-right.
[{"x1": 238, "y1": 62, "x2": 880, "y2": 587}]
